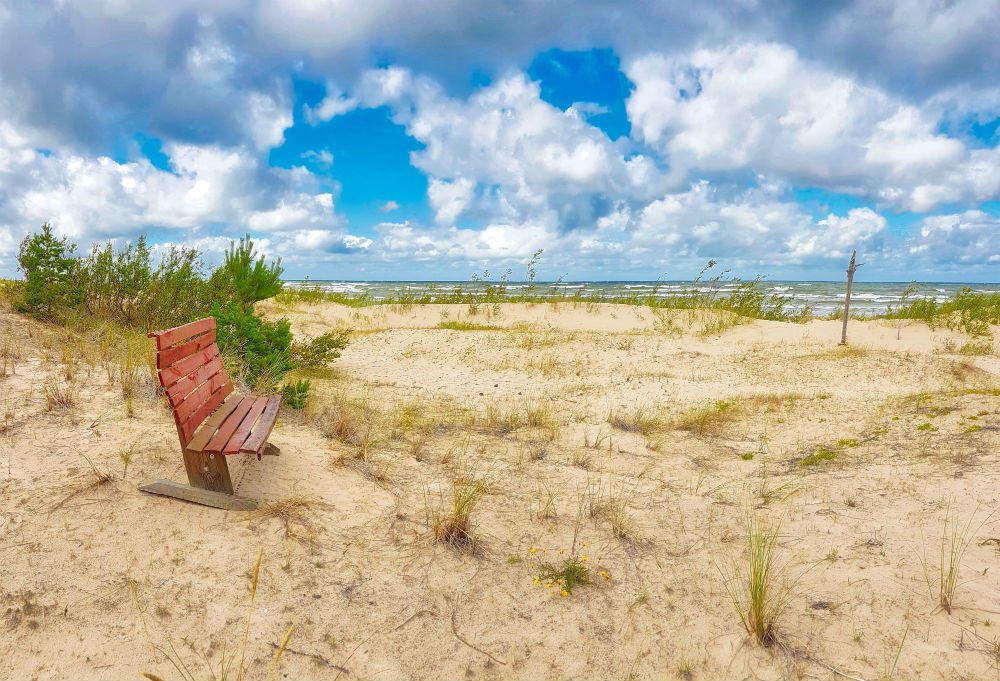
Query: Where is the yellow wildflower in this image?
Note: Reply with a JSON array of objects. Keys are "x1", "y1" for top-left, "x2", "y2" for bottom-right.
[
  {"x1": 529, "y1": 547, "x2": 537, "y2": 553},
  {"x1": 561, "y1": 590, "x2": 568, "y2": 598}
]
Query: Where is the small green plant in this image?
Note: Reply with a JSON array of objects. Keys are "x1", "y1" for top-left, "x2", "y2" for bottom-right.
[
  {"x1": 290, "y1": 331, "x2": 349, "y2": 368},
  {"x1": 281, "y1": 379, "x2": 311, "y2": 410},
  {"x1": 537, "y1": 555, "x2": 590, "y2": 597},
  {"x1": 799, "y1": 448, "x2": 837, "y2": 466},
  {"x1": 740, "y1": 452, "x2": 755, "y2": 461},
  {"x1": 836, "y1": 438, "x2": 860, "y2": 448},
  {"x1": 214, "y1": 304, "x2": 294, "y2": 392},
  {"x1": 119, "y1": 441, "x2": 137, "y2": 479},
  {"x1": 916, "y1": 422, "x2": 938, "y2": 432}
]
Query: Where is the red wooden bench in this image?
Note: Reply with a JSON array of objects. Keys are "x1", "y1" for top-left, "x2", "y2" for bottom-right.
[{"x1": 138, "y1": 317, "x2": 281, "y2": 510}]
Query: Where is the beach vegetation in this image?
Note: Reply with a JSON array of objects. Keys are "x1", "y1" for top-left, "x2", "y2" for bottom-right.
[
  {"x1": 719, "y1": 509, "x2": 788, "y2": 646},
  {"x1": 16, "y1": 223, "x2": 81, "y2": 317},
  {"x1": 933, "y1": 507, "x2": 987, "y2": 614},
  {"x1": 428, "y1": 477, "x2": 485, "y2": 553}
]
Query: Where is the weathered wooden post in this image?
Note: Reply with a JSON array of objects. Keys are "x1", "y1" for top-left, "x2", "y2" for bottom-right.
[{"x1": 839, "y1": 250, "x2": 859, "y2": 345}]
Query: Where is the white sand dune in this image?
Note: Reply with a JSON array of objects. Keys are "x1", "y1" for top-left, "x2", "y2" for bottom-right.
[{"x1": 2, "y1": 301, "x2": 999, "y2": 680}]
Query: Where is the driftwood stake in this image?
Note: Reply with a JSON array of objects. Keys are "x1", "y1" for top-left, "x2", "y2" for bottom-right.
[{"x1": 839, "y1": 250, "x2": 860, "y2": 345}]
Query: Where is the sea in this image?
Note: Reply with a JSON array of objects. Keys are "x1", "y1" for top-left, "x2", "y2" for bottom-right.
[{"x1": 282, "y1": 280, "x2": 1000, "y2": 317}]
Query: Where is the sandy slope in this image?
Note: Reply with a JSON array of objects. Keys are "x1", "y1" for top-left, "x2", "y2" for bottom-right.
[{"x1": 2, "y1": 300, "x2": 1000, "y2": 680}]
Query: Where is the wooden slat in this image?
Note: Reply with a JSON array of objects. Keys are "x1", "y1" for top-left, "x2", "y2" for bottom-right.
[
  {"x1": 187, "y1": 392, "x2": 243, "y2": 452},
  {"x1": 241, "y1": 395, "x2": 281, "y2": 454},
  {"x1": 157, "y1": 330, "x2": 216, "y2": 369},
  {"x1": 173, "y1": 372, "x2": 231, "y2": 426},
  {"x1": 157, "y1": 346, "x2": 219, "y2": 388},
  {"x1": 149, "y1": 317, "x2": 216, "y2": 350},
  {"x1": 180, "y1": 383, "x2": 235, "y2": 444},
  {"x1": 138, "y1": 480, "x2": 257, "y2": 511},
  {"x1": 165, "y1": 356, "x2": 225, "y2": 406},
  {"x1": 205, "y1": 397, "x2": 256, "y2": 453},
  {"x1": 223, "y1": 396, "x2": 268, "y2": 454}
]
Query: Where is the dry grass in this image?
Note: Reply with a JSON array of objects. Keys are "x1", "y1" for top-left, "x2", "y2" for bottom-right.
[
  {"x1": 0, "y1": 330, "x2": 18, "y2": 376},
  {"x1": 608, "y1": 405, "x2": 661, "y2": 435},
  {"x1": 250, "y1": 494, "x2": 325, "y2": 547},
  {"x1": 44, "y1": 376, "x2": 77, "y2": 411},
  {"x1": 587, "y1": 480, "x2": 636, "y2": 541},
  {"x1": 50, "y1": 455, "x2": 115, "y2": 512}
]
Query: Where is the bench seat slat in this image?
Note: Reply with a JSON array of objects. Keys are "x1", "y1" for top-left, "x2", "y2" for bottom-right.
[
  {"x1": 149, "y1": 317, "x2": 216, "y2": 350},
  {"x1": 222, "y1": 396, "x2": 269, "y2": 454},
  {"x1": 158, "y1": 346, "x2": 219, "y2": 389},
  {"x1": 186, "y1": 392, "x2": 243, "y2": 452},
  {"x1": 157, "y1": 330, "x2": 216, "y2": 369},
  {"x1": 205, "y1": 396, "x2": 257, "y2": 452},
  {"x1": 240, "y1": 395, "x2": 281, "y2": 455}
]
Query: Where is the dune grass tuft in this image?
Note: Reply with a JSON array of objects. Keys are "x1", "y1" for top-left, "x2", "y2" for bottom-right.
[
  {"x1": 719, "y1": 509, "x2": 787, "y2": 646},
  {"x1": 428, "y1": 478, "x2": 486, "y2": 553}
]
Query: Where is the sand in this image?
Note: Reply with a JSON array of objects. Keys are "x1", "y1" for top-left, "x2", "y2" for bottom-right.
[{"x1": 2, "y1": 299, "x2": 1000, "y2": 680}]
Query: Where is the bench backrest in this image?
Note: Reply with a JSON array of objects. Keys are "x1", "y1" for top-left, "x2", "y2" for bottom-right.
[{"x1": 148, "y1": 317, "x2": 233, "y2": 446}]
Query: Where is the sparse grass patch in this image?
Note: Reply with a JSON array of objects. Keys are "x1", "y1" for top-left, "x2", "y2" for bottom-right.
[
  {"x1": 480, "y1": 400, "x2": 523, "y2": 435},
  {"x1": 50, "y1": 454, "x2": 115, "y2": 512},
  {"x1": 436, "y1": 320, "x2": 505, "y2": 331},
  {"x1": 675, "y1": 399, "x2": 740, "y2": 436},
  {"x1": 607, "y1": 405, "x2": 661, "y2": 435},
  {"x1": 587, "y1": 480, "x2": 636, "y2": 541}
]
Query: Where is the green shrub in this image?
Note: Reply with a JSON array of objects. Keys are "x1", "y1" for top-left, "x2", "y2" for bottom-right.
[
  {"x1": 282, "y1": 379, "x2": 312, "y2": 410},
  {"x1": 290, "y1": 331, "x2": 349, "y2": 368},
  {"x1": 16, "y1": 223, "x2": 81, "y2": 316},
  {"x1": 209, "y1": 234, "x2": 283, "y2": 314},
  {"x1": 80, "y1": 236, "x2": 210, "y2": 329},
  {"x1": 213, "y1": 304, "x2": 294, "y2": 392}
]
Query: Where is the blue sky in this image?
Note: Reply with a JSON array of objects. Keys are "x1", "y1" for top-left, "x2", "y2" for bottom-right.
[{"x1": 0, "y1": 1, "x2": 999, "y2": 282}]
